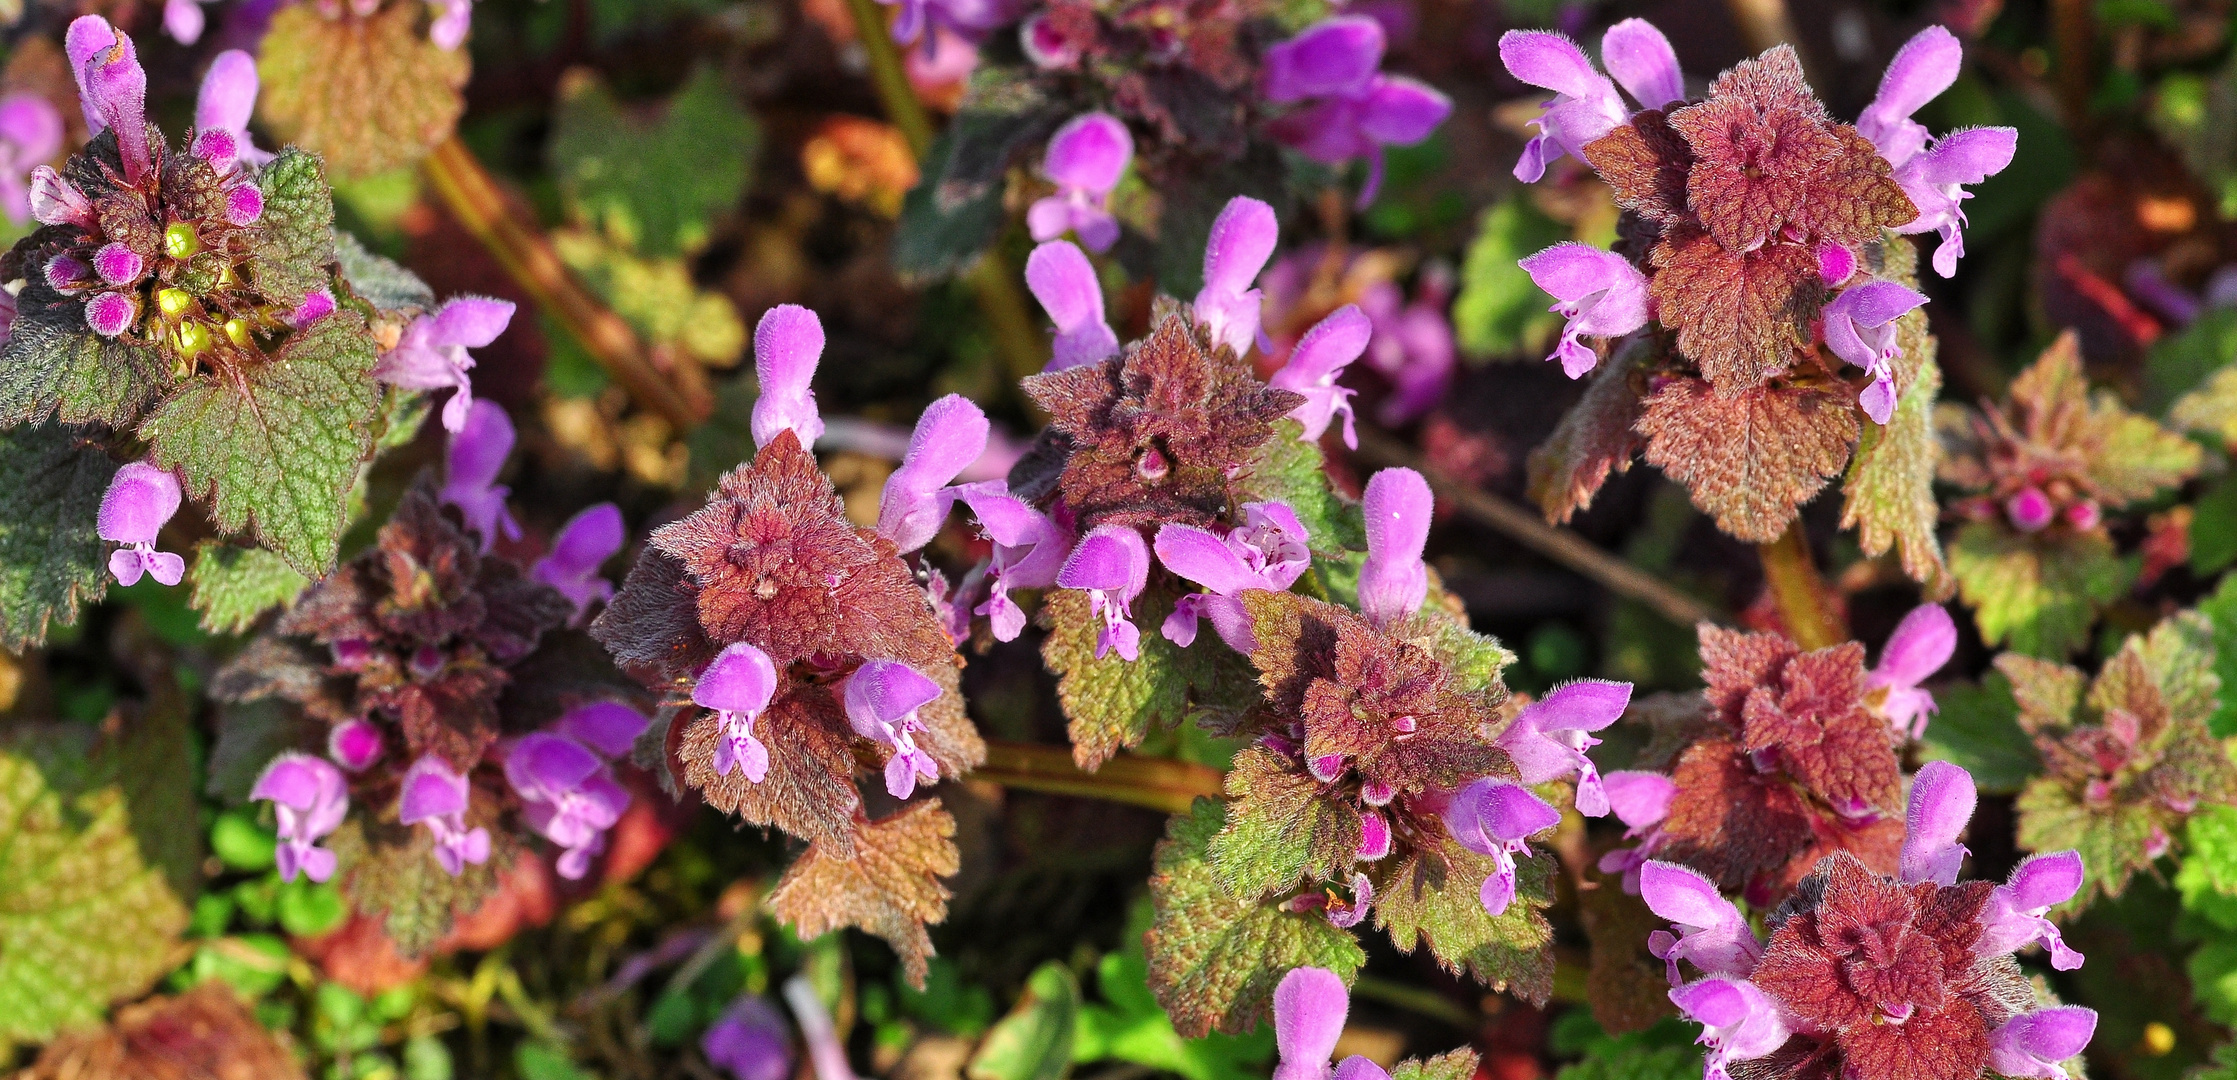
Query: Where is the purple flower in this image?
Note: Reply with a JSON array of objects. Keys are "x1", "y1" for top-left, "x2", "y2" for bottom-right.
[
  {"x1": 1057, "y1": 525, "x2": 1151, "y2": 661},
  {"x1": 430, "y1": 0, "x2": 474, "y2": 49},
  {"x1": 845, "y1": 660, "x2": 944, "y2": 799},
  {"x1": 1020, "y1": 14, "x2": 1079, "y2": 69},
  {"x1": 952, "y1": 481, "x2": 1071, "y2": 641},
  {"x1": 1890, "y1": 127, "x2": 2018, "y2": 279},
  {"x1": 1358, "y1": 270, "x2": 1455, "y2": 426},
  {"x1": 1822, "y1": 281, "x2": 1929, "y2": 424},
  {"x1": 751, "y1": 304, "x2": 826, "y2": 451},
  {"x1": 328, "y1": 717, "x2": 385, "y2": 773},
  {"x1": 1987, "y1": 1007, "x2": 2097, "y2": 1079},
  {"x1": 1977, "y1": 850, "x2": 2086, "y2": 970},
  {"x1": 0, "y1": 94, "x2": 60, "y2": 224},
  {"x1": 164, "y1": 0, "x2": 216, "y2": 44},
  {"x1": 250, "y1": 752, "x2": 348, "y2": 884},
  {"x1": 67, "y1": 17, "x2": 152, "y2": 185},
  {"x1": 877, "y1": 394, "x2": 990, "y2": 554},
  {"x1": 291, "y1": 290, "x2": 337, "y2": 327},
  {"x1": 99, "y1": 461, "x2": 185, "y2": 587},
  {"x1": 1029, "y1": 113, "x2": 1131, "y2": 253},
  {"x1": 194, "y1": 50, "x2": 274, "y2": 171},
  {"x1": 85, "y1": 290, "x2": 134, "y2": 338},
  {"x1": 440, "y1": 399, "x2": 522, "y2": 552},
  {"x1": 374, "y1": 297, "x2": 515, "y2": 433},
  {"x1": 31, "y1": 166, "x2": 95, "y2": 230},
  {"x1": 1025, "y1": 240, "x2": 1119, "y2": 371},
  {"x1": 1499, "y1": 20, "x2": 1683, "y2": 183},
  {"x1": 1270, "y1": 305, "x2": 1370, "y2": 448},
  {"x1": 1496, "y1": 679, "x2": 1631, "y2": 817},
  {"x1": 506, "y1": 732, "x2": 630, "y2": 879},
  {"x1": 1858, "y1": 26, "x2": 1962, "y2": 167},
  {"x1": 532, "y1": 503, "x2": 625, "y2": 621},
  {"x1": 1358, "y1": 467, "x2": 1431, "y2": 628},
  {"x1": 1868, "y1": 603, "x2": 1956, "y2": 740},
  {"x1": 398, "y1": 754, "x2": 490, "y2": 877},
  {"x1": 1640, "y1": 861, "x2": 1763, "y2": 984},
  {"x1": 1899, "y1": 760, "x2": 1976, "y2": 886},
  {"x1": 694, "y1": 642, "x2": 780, "y2": 783},
  {"x1": 1444, "y1": 777, "x2": 1561, "y2": 916},
  {"x1": 93, "y1": 243, "x2": 142, "y2": 285},
  {"x1": 1272, "y1": 967, "x2": 1391, "y2": 1080},
  {"x1": 704, "y1": 997, "x2": 796, "y2": 1080},
  {"x1": 553, "y1": 700, "x2": 652, "y2": 760},
  {"x1": 1600, "y1": 19, "x2": 1687, "y2": 111},
  {"x1": 1596, "y1": 771, "x2": 1676, "y2": 890},
  {"x1": 2007, "y1": 487, "x2": 2054, "y2": 533},
  {"x1": 1193, "y1": 196, "x2": 1278, "y2": 357},
  {"x1": 1668, "y1": 976, "x2": 1791, "y2": 1080},
  {"x1": 1264, "y1": 16, "x2": 1451, "y2": 206},
  {"x1": 1518, "y1": 242, "x2": 1650, "y2": 379},
  {"x1": 877, "y1": 0, "x2": 1018, "y2": 49},
  {"x1": 1153, "y1": 501, "x2": 1312, "y2": 651}
]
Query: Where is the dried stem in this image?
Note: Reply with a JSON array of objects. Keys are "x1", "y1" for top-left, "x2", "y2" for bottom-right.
[
  {"x1": 1758, "y1": 523, "x2": 1846, "y2": 650},
  {"x1": 1352, "y1": 429, "x2": 1727, "y2": 630},
  {"x1": 422, "y1": 137, "x2": 709, "y2": 429},
  {"x1": 978, "y1": 740, "x2": 1225, "y2": 815}
]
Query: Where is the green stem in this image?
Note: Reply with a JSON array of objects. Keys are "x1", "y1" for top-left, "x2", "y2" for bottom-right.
[
  {"x1": 843, "y1": 0, "x2": 934, "y2": 159},
  {"x1": 978, "y1": 740, "x2": 1225, "y2": 815},
  {"x1": 1758, "y1": 524, "x2": 1846, "y2": 650},
  {"x1": 1349, "y1": 974, "x2": 1477, "y2": 1029}
]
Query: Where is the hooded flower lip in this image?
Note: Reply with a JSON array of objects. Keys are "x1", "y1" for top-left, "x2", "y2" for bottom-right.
[
  {"x1": 440, "y1": 399, "x2": 523, "y2": 552},
  {"x1": 1264, "y1": 16, "x2": 1451, "y2": 206},
  {"x1": 1987, "y1": 1006, "x2": 2097, "y2": 1080},
  {"x1": 1977, "y1": 850, "x2": 2086, "y2": 969},
  {"x1": 694, "y1": 642, "x2": 780, "y2": 783},
  {"x1": 0, "y1": 93, "x2": 60, "y2": 224},
  {"x1": 1867, "y1": 603, "x2": 1955, "y2": 740},
  {"x1": 1899, "y1": 760, "x2": 1976, "y2": 886},
  {"x1": 844, "y1": 660, "x2": 944, "y2": 799},
  {"x1": 704, "y1": 997, "x2": 796, "y2": 1080},
  {"x1": 951, "y1": 480, "x2": 1070, "y2": 641},
  {"x1": 1025, "y1": 240, "x2": 1120, "y2": 371},
  {"x1": 532, "y1": 503, "x2": 626, "y2": 621},
  {"x1": 1057, "y1": 524, "x2": 1151, "y2": 661},
  {"x1": 69, "y1": 16, "x2": 151, "y2": 184},
  {"x1": 1640, "y1": 860, "x2": 1763, "y2": 984},
  {"x1": 398, "y1": 754, "x2": 491, "y2": 877},
  {"x1": 1500, "y1": 20, "x2": 1683, "y2": 183},
  {"x1": 250, "y1": 752, "x2": 348, "y2": 884},
  {"x1": 1858, "y1": 26, "x2": 1961, "y2": 167},
  {"x1": 554, "y1": 700, "x2": 652, "y2": 760},
  {"x1": 1860, "y1": 27, "x2": 2016, "y2": 278},
  {"x1": 194, "y1": 49, "x2": 274, "y2": 170},
  {"x1": 1822, "y1": 280, "x2": 1929, "y2": 424},
  {"x1": 1596, "y1": 770, "x2": 1676, "y2": 889},
  {"x1": 1193, "y1": 196, "x2": 1279, "y2": 357},
  {"x1": 1358, "y1": 467, "x2": 1431, "y2": 629},
  {"x1": 1519, "y1": 242, "x2": 1651, "y2": 379},
  {"x1": 1444, "y1": 777, "x2": 1561, "y2": 916},
  {"x1": 1270, "y1": 305, "x2": 1370, "y2": 448},
  {"x1": 99, "y1": 460, "x2": 185, "y2": 587},
  {"x1": 877, "y1": 394, "x2": 990, "y2": 554},
  {"x1": 1668, "y1": 976, "x2": 1791, "y2": 1080},
  {"x1": 1496, "y1": 678, "x2": 1631, "y2": 816},
  {"x1": 1271, "y1": 967, "x2": 1392, "y2": 1080},
  {"x1": 375, "y1": 297, "x2": 516, "y2": 433},
  {"x1": 1153, "y1": 501, "x2": 1311, "y2": 651},
  {"x1": 506, "y1": 731, "x2": 631, "y2": 879},
  {"x1": 1028, "y1": 112, "x2": 1131, "y2": 253},
  {"x1": 750, "y1": 304, "x2": 827, "y2": 450}
]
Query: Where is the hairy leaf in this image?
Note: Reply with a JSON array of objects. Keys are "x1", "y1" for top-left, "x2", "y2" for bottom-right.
[
  {"x1": 1044, "y1": 583, "x2": 1257, "y2": 770},
  {"x1": 1917, "y1": 674, "x2": 2040, "y2": 795},
  {"x1": 1637, "y1": 376, "x2": 1857, "y2": 543},
  {"x1": 247, "y1": 148, "x2": 339, "y2": 308},
  {"x1": 1373, "y1": 833, "x2": 1556, "y2": 1002},
  {"x1": 1233, "y1": 418, "x2": 1365, "y2": 553},
  {"x1": 768, "y1": 801, "x2": 961, "y2": 988},
  {"x1": 549, "y1": 65, "x2": 758, "y2": 257},
  {"x1": 1581, "y1": 872, "x2": 1680, "y2": 1035},
  {"x1": 1527, "y1": 339, "x2": 1646, "y2": 524},
  {"x1": 1948, "y1": 522, "x2": 2132, "y2": 658},
  {"x1": 679, "y1": 688, "x2": 860, "y2": 852},
  {"x1": 1392, "y1": 1050, "x2": 1483, "y2": 1080},
  {"x1": 256, "y1": 3, "x2": 470, "y2": 179},
  {"x1": 0, "y1": 280, "x2": 172, "y2": 429},
  {"x1": 336, "y1": 231, "x2": 434, "y2": 313},
  {"x1": 191, "y1": 543, "x2": 311, "y2": 635},
  {"x1": 1648, "y1": 227, "x2": 1822, "y2": 394},
  {"x1": 0, "y1": 423, "x2": 115, "y2": 649},
  {"x1": 1583, "y1": 110, "x2": 1693, "y2": 224},
  {"x1": 1842, "y1": 350, "x2": 1949, "y2": 597},
  {"x1": 1208, "y1": 746, "x2": 1362, "y2": 900},
  {"x1": 20, "y1": 984, "x2": 306, "y2": 1080}
]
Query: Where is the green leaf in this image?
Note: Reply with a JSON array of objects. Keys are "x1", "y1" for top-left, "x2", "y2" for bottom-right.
[
  {"x1": 330, "y1": 819, "x2": 500, "y2": 957},
  {"x1": 893, "y1": 135, "x2": 1007, "y2": 284},
  {"x1": 190, "y1": 542, "x2": 312, "y2": 635},
  {"x1": 2016, "y1": 771, "x2": 2164, "y2": 911},
  {"x1": 2197, "y1": 574, "x2": 2237, "y2": 738},
  {"x1": 0, "y1": 281, "x2": 172, "y2": 429},
  {"x1": 141, "y1": 311, "x2": 379, "y2": 576},
  {"x1": 1233, "y1": 419, "x2": 1365, "y2": 553},
  {"x1": 183, "y1": 934, "x2": 291, "y2": 999},
  {"x1": 548, "y1": 65, "x2": 759, "y2": 257},
  {"x1": 1553, "y1": 1039, "x2": 1702, "y2": 1080},
  {"x1": 1917, "y1": 673, "x2": 2041, "y2": 795},
  {"x1": 1373, "y1": 834, "x2": 1557, "y2": 1004},
  {"x1": 1075, "y1": 897, "x2": 1275, "y2": 1080},
  {"x1": 1392, "y1": 1050, "x2": 1485, "y2": 1080},
  {"x1": 1948, "y1": 521, "x2": 2132, "y2": 658},
  {"x1": 968, "y1": 962, "x2": 1081, "y2": 1080},
  {"x1": 1144, "y1": 799, "x2": 1366, "y2": 1037},
  {"x1": 935, "y1": 64, "x2": 1063, "y2": 207},
  {"x1": 1208, "y1": 747, "x2": 1362, "y2": 900},
  {"x1": 0, "y1": 422, "x2": 116, "y2": 649},
  {"x1": 2178, "y1": 804, "x2": 2237, "y2": 932},
  {"x1": 1451, "y1": 195, "x2": 1568, "y2": 358},
  {"x1": 516, "y1": 1042, "x2": 595, "y2": 1080},
  {"x1": 1043, "y1": 586, "x2": 1259, "y2": 770},
  {"x1": 1841, "y1": 353, "x2": 1949, "y2": 595},
  {"x1": 211, "y1": 809, "x2": 278, "y2": 872},
  {"x1": 336, "y1": 230, "x2": 434, "y2": 312},
  {"x1": 248, "y1": 148, "x2": 341, "y2": 308},
  {"x1": 2150, "y1": 311, "x2": 2237, "y2": 416}
]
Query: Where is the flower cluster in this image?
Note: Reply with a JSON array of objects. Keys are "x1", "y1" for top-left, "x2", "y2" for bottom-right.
[
  {"x1": 505, "y1": 701, "x2": 649, "y2": 878},
  {"x1": 1261, "y1": 16, "x2": 1451, "y2": 205}
]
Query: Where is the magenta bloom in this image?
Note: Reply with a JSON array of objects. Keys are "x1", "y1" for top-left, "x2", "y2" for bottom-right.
[
  {"x1": 694, "y1": 642, "x2": 780, "y2": 783},
  {"x1": 1359, "y1": 271, "x2": 1455, "y2": 426},
  {"x1": 751, "y1": 304, "x2": 826, "y2": 451},
  {"x1": 1668, "y1": 976, "x2": 1791, "y2": 1080},
  {"x1": 1264, "y1": 16, "x2": 1450, "y2": 206},
  {"x1": 952, "y1": 481, "x2": 1071, "y2": 641},
  {"x1": 844, "y1": 660, "x2": 944, "y2": 799},
  {"x1": 250, "y1": 752, "x2": 348, "y2": 884},
  {"x1": 1444, "y1": 777, "x2": 1560, "y2": 916},
  {"x1": 1988, "y1": 1007, "x2": 2097, "y2": 1079},
  {"x1": 1272, "y1": 967, "x2": 1390, "y2": 1080},
  {"x1": 194, "y1": 50, "x2": 274, "y2": 171},
  {"x1": 1978, "y1": 850, "x2": 2087, "y2": 970},
  {"x1": 2007, "y1": 487, "x2": 2055, "y2": 533},
  {"x1": 1193, "y1": 196, "x2": 1279, "y2": 357},
  {"x1": 398, "y1": 754, "x2": 490, "y2": 877},
  {"x1": 1025, "y1": 240, "x2": 1119, "y2": 371},
  {"x1": 1899, "y1": 760, "x2": 1976, "y2": 886},
  {"x1": 1500, "y1": 20, "x2": 1683, "y2": 183},
  {"x1": 877, "y1": 394, "x2": 990, "y2": 554},
  {"x1": 1496, "y1": 678, "x2": 1630, "y2": 817},
  {"x1": 1057, "y1": 524, "x2": 1150, "y2": 661},
  {"x1": 0, "y1": 94, "x2": 60, "y2": 224},
  {"x1": 328, "y1": 717, "x2": 385, "y2": 773},
  {"x1": 440, "y1": 399, "x2": 522, "y2": 552},
  {"x1": 877, "y1": 0, "x2": 1018, "y2": 48},
  {"x1": 1358, "y1": 467, "x2": 1430, "y2": 628},
  {"x1": 375, "y1": 297, "x2": 515, "y2": 433},
  {"x1": 1639, "y1": 861, "x2": 1763, "y2": 984},
  {"x1": 532, "y1": 503, "x2": 625, "y2": 622},
  {"x1": 67, "y1": 17, "x2": 151, "y2": 185},
  {"x1": 704, "y1": 997, "x2": 796, "y2": 1080},
  {"x1": 1518, "y1": 242, "x2": 1650, "y2": 379},
  {"x1": 1858, "y1": 26, "x2": 1961, "y2": 168},
  {"x1": 31, "y1": 166, "x2": 94, "y2": 230},
  {"x1": 1153, "y1": 501, "x2": 1311, "y2": 651},
  {"x1": 1861, "y1": 27, "x2": 2017, "y2": 277},
  {"x1": 431, "y1": 0, "x2": 475, "y2": 49},
  {"x1": 1822, "y1": 281, "x2": 1929, "y2": 425},
  {"x1": 1029, "y1": 113, "x2": 1131, "y2": 253},
  {"x1": 1867, "y1": 603, "x2": 1955, "y2": 740},
  {"x1": 554, "y1": 700, "x2": 652, "y2": 760},
  {"x1": 163, "y1": 0, "x2": 216, "y2": 44},
  {"x1": 1270, "y1": 305, "x2": 1370, "y2": 448},
  {"x1": 99, "y1": 461, "x2": 185, "y2": 587},
  {"x1": 1595, "y1": 770, "x2": 1676, "y2": 891},
  {"x1": 506, "y1": 731, "x2": 631, "y2": 879}
]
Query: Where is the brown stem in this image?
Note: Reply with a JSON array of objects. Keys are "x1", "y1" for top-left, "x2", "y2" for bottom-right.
[
  {"x1": 421, "y1": 137, "x2": 709, "y2": 429},
  {"x1": 1352, "y1": 429, "x2": 1727, "y2": 631},
  {"x1": 1758, "y1": 523, "x2": 1846, "y2": 650},
  {"x1": 978, "y1": 740, "x2": 1224, "y2": 815}
]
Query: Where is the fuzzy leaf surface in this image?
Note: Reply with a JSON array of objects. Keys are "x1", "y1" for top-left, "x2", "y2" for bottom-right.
[
  {"x1": 1206, "y1": 746, "x2": 1362, "y2": 901},
  {"x1": 768, "y1": 801, "x2": 961, "y2": 988},
  {"x1": 1637, "y1": 376, "x2": 1857, "y2": 543},
  {"x1": 1648, "y1": 227, "x2": 1822, "y2": 393},
  {"x1": 247, "y1": 148, "x2": 338, "y2": 308},
  {"x1": 1527, "y1": 341, "x2": 1645, "y2": 524},
  {"x1": 1949, "y1": 522, "x2": 2132, "y2": 658},
  {"x1": 0, "y1": 423, "x2": 115, "y2": 649},
  {"x1": 256, "y1": 3, "x2": 469, "y2": 179},
  {"x1": 1842, "y1": 351, "x2": 1949, "y2": 596},
  {"x1": 1373, "y1": 834, "x2": 1556, "y2": 1003},
  {"x1": 1233, "y1": 418, "x2": 1365, "y2": 553},
  {"x1": 0, "y1": 280, "x2": 172, "y2": 429},
  {"x1": 1044, "y1": 585, "x2": 1257, "y2": 769},
  {"x1": 190, "y1": 543, "x2": 311, "y2": 635}
]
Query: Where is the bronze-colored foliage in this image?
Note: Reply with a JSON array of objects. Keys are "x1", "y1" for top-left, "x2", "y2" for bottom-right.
[
  {"x1": 1637, "y1": 376, "x2": 1858, "y2": 543},
  {"x1": 22, "y1": 985, "x2": 306, "y2": 1080},
  {"x1": 768, "y1": 801, "x2": 962, "y2": 988}
]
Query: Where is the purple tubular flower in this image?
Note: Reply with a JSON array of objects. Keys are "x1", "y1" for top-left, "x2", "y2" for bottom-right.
[
  {"x1": 1193, "y1": 196, "x2": 1279, "y2": 356},
  {"x1": 1977, "y1": 849, "x2": 2086, "y2": 969},
  {"x1": 250, "y1": 752, "x2": 348, "y2": 884},
  {"x1": 694, "y1": 642, "x2": 781, "y2": 783},
  {"x1": 1153, "y1": 501, "x2": 1311, "y2": 651},
  {"x1": 704, "y1": 997, "x2": 796, "y2": 1080},
  {"x1": 1358, "y1": 467, "x2": 1431, "y2": 628},
  {"x1": 30, "y1": 166, "x2": 95, "y2": 229},
  {"x1": 375, "y1": 296, "x2": 515, "y2": 433},
  {"x1": 532, "y1": 503, "x2": 625, "y2": 621},
  {"x1": 1859, "y1": 26, "x2": 1962, "y2": 167},
  {"x1": 1822, "y1": 280, "x2": 1929, "y2": 424},
  {"x1": 1025, "y1": 240, "x2": 1120, "y2": 371},
  {"x1": 398, "y1": 755, "x2": 490, "y2": 877},
  {"x1": 1357, "y1": 809, "x2": 1392, "y2": 861},
  {"x1": 1987, "y1": 1007, "x2": 2097, "y2": 1079},
  {"x1": 1597, "y1": 771, "x2": 1676, "y2": 890},
  {"x1": 194, "y1": 50, "x2": 274, "y2": 170},
  {"x1": 1359, "y1": 272, "x2": 1456, "y2": 426},
  {"x1": 440, "y1": 399, "x2": 522, "y2": 552},
  {"x1": 1265, "y1": 17, "x2": 1448, "y2": 206},
  {"x1": 751, "y1": 304, "x2": 826, "y2": 450},
  {"x1": 164, "y1": 0, "x2": 215, "y2": 46},
  {"x1": 1499, "y1": 31, "x2": 1627, "y2": 183},
  {"x1": 1270, "y1": 305, "x2": 1370, "y2": 448},
  {"x1": 952, "y1": 481, "x2": 1070, "y2": 641},
  {"x1": 554, "y1": 701, "x2": 651, "y2": 760},
  {"x1": 1057, "y1": 525, "x2": 1151, "y2": 661},
  {"x1": 93, "y1": 242, "x2": 142, "y2": 286},
  {"x1": 1600, "y1": 19, "x2": 1685, "y2": 110},
  {"x1": 1868, "y1": 603, "x2": 1956, "y2": 740},
  {"x1": 99, "y1": 461, "x2": 185, "y2": 587},
  {"x1": 431, "y1": 0, "x2": 474, "y2": 49},
  {"x1": 877, "y1": 394, "x2": 990, "y2": 554},
  {"x1": 224, "y1": 183, "x2": 264, "y2": 226},
  {"x1": 1669, "y1": 976, "x2": 1791, "y2": 1080},
  {"x1": 291, "y1": 290, "x2": 337, "y2": 327},
  {"x1": 1444, "y1": 777, "x2": 1561, "y2": 916},
  {"x1": 1640, "y1": 861, "x2": 1763, "y2": 983},
  {"x1": 1029, "y1": 113, "x2": 1131, "y2": 253},
  {"x1": 1519, "y1": 242, "x2": 1650, "y2": 379},
  {"x1": 69, "y1": 18, "x2": 153, "y2": 185},
  {"x1": 0, "y1": 94, "x2": 61, "y2": 224},
  {"x1": 1900, "y1": 760, "x2": 1976, "y2": 885},
  {"x1": 85, "y1": 290, "x2": 135, "y2": 338},
  {"x1": 1496, "y1": 678, "x2": 1631, "y2": 816},
  {"x1": 507, "y1": 731, "x2": 631, "y2": 879},
  {"x1": 1272, "y1": 966, "x2": 1349, "y2": 1080},
  {"x1": 844, "y1": 660, "x2": 944, "y2": 799},
  {"x1": 1891, "y1": 126, "x2": 2018, "y2": 278},
  {"x1": 1264, "y1": 17, "x2": 1385, "y2": 103},
  {"x1": 328, "y1": 717, "x2": 385, "y2": 773}
]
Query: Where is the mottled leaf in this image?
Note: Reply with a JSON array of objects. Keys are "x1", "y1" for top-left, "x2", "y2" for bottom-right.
[
  {"x1": 0, "y1": 280, "x2": 172, "y2": 429},
  {"x1": 256, "y1": 3, "x2": 470, "y2": 179},
  {"x1": 1391, "y1": 1050, "x2": 1483, "y2": 1080},
  {"x1": 1637, "y1": 376, "x2": 1858, "y2": 543},
  {"x1": 1842, "y1": 350, "x2": 1949, "y2": 597},
  {"x1": 332, "y1": 818, "x2": 502, "y2": 956},
  {"x1": 1527, "y1": 339, "x2": 1646, "y2": 524},
  {"x1": 336, "y1": 230, "x2": 434, "y2": 313},
  {"x1": 0, "y1": 422, "x2": 115, "y2": 649},
  {"x1": 1043, "y1": 585, "x2": 1257, "y2": 770},
  {"x1": 247, "y1": 148, "x2": 338, "y2": 308},
  {"x1": 1207, "y1": 746, "x2": 1362, "y2": 900},
  {"x1": 1373, "y1": 834, "x2": 1556, "y2": 1003},
  {"x1": 548, "y1": 65, "x2": 758, "y2": 257},
  {"x1": 1647, "y1": 227, "x2": 1823, "y2": 394},
  {"x1": 191, "y1": 542, "x2": 311, "y2": 635},
  {"x1": 767, "y1": 801, "x2": 961, "y2": 988},
  {"x1": 1948, "y1": 522, "x2": 2132, "y2": 659},
  {"x1": 1233, "y1": 419, "x2": 1365, "y2": 553}
]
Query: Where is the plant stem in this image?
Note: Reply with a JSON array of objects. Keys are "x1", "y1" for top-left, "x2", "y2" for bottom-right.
[
  {"x1": 422, "y1": 137, "x2": 709, "y2": 429},
  {"x1": 1352, "y1": 429, "x2": 1726, "y2": 630},
  {"x1": 843, "y1": 0, "x2": 934, "y2": 159},
  {"x1": 978, "y1": 740, "x2": 1225, "y2": 815},
  {"x1": 1350, "y1": 974, "x2": 1478, "y2": 1029},
  {"x1": 1758, "y1": 523, "x2": 1846, "y2": 649},
  {"x1": 970, "y1": 254, "x2": 1055, "y2": 398},
  {"x1": 2050, "y1": 0, "x2": 2095, "y2": 135}
]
